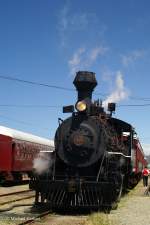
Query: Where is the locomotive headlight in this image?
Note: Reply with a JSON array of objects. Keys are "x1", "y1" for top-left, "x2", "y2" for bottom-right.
[{"x1": 75, "y1": 101, "x2": 87, "y2": 112}]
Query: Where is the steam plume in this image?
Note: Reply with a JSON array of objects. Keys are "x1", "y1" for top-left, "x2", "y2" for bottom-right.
[
  {"x1": 103, "y1": 71, "x2": 129, "y2": 109},
  {"x1": 33, "y1": 152, "x2": 53, "y2": 175}
]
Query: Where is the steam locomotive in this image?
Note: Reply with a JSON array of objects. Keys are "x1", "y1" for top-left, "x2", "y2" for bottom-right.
[{"x1": 30, "y1": 71, "x2": 147, "y2": 210}]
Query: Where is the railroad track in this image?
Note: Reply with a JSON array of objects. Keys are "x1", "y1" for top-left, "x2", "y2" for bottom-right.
[
  {"x1": 17, "y1": 210, "x2": 52, "y2": 225},
  {"x1": 0, "y1": 200, "x2": 87, "y2": 225},
  {"x1": 0, "y1": 189, "x2": 32, "y2": 198},
  {"x1": 0, "y1": 190, "x2": 86, "y2": 225},
  {"x1": 17, "y1": 213, "x2": 88, "y2": 225},
  {"x1": 0, "y1": 190, "x2": 34, "y2": 207},
  {"x1": 0, "y1": 200, "x2": 52, "y2": 225}
]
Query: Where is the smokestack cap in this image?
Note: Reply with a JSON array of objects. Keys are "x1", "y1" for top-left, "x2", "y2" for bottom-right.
[{"x1": 73, "y1": 71, "x2": 97, "y2": 91}]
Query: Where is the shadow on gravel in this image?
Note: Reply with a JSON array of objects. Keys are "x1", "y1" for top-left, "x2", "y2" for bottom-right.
[{"x1": 28, "y1": 204, "x2": 112, "y2": 216}]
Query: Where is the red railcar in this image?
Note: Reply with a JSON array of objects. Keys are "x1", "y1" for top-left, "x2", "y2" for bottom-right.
[
  {"x1": 0, "y1": 126, "x2": 54, "y2": 183},
  {"x1": 128, "y1": 134, "x2": 147, "y2": 187},
  {"x1": 132, "y1": 137, "x2": 147, "y2": 174}
]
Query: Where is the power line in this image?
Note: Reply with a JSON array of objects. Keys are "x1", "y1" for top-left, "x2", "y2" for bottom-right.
[
  {"x1": 94, "y1": 92, "x2": 107, "y2": 97},
  {"x1": 95, "y1": 92, "x2": 150, "y2": 101},
  {"x1": 140, "y1": 137, "x2": 150, "y2": 140},
  {"x1": 129, "y1": 97, "x2": 150, "y2": 101},
  {"x1": 0, "y1": 104, "x2": 62, "y2": 108},
  {"x1": 0, "y1": 74, "x2": 110, "y2": 97},
  {"x1": 118, "y1": 103, "x2": 150, "y2": 107},
  {"x1": 0, "y1": 75, "x2": 74, "y2": 91},
  {"x1": 0, "y1": 103, "x2": 150, "y2": 108},
  {"x1": 0, "y1": 114, "x2": 50, "y2": 130},
  {"x1": 0, "y1": 74, "x2": 150, "y2": 101}
]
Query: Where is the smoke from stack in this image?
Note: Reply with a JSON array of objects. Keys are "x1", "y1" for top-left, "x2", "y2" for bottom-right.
[
  {"x1": 33, "y1": 152, "x2": 53, "y2": 175},
  {"x1": 103, "y1": 71, "x2": 129, "y2": 109}
]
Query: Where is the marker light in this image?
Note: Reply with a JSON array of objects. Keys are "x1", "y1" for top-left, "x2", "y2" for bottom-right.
[{"x1": 76, "y1": 101, "x2": 87, "y2": 112}]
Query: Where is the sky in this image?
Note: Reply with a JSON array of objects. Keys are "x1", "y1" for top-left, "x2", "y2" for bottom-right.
[{"x1": 0, "y1": 0, "x2": 150, "y2": 154}]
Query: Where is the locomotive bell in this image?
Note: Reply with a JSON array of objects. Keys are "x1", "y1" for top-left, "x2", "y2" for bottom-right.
[{"x1": 73, "y1": 71, "x2": 97, "y2": 101}]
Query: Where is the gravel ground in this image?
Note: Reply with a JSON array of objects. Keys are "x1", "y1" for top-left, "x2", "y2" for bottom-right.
[
  {"x1": 1, "y1": 181, "x2": 150, "y2": 225},
  {"x1": 39, "y1": 215, "x2": 87, "y2": 225},
  {"x1": 33, "y1": 181, "x2": 150, "y2": 225},
  {"x1": 108, "y1": 181, "x2": 150, "y2": 225}
]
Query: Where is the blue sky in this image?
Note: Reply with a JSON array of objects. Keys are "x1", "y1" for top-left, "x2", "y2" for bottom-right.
[{"x1": 0, "y1": 0, "x2": 150, "y2": 153}]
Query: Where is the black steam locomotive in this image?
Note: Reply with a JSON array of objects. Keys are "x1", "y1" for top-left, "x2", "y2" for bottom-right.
[{"x1": 30, "y1": 71, "x2": 136, "y2": 210}]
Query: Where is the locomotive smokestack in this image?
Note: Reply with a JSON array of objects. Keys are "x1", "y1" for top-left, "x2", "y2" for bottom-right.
[{"x1": 73, "y1": 71, "x2": 97, "y2": 101}]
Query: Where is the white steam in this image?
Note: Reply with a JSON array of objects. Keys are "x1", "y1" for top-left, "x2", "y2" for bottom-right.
[
  {"x1": 33, "y1": 152, "x2": 52, "y2": 175},
  {"x1": 68, "y1": 46, "x2": 108, "y2": 76},
  {"x1": 103, "y1": 71, "x2": 129, "y2": 109}
]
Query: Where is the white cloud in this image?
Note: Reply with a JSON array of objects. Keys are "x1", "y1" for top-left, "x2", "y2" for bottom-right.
[
  {"x1": 58, "y1": 2, "x2": 70, "y2": 46},
  {"x1": 103, "y1": 71, "x2": 129, "y2": 108},
  {"x1": 121, "y1": 50, "x2": 145, "y2": 67},
  {"x1": 58, "y1": 3, "x2": 95, "y2": 47},
  {"x1": 142, "y1": 144, "x2": 150, "y2": 155},
  {"x1": 89, "y1": 46, "x2": 108, "y2": 61},
  {"x1": 68, "y1": 48, "x2": 86, "y2": 75},
  {"x1": 70, "y1": 13, "x2": 91, "y2": 29},
  {"x1": 57, "y1": 3, "x2": 107, "y2": 48},
  {"x1": 101, "y1": 67, "x2": 114, "y2": 90},
  {"x1": 68, "y1": 46, "x2": 108, "y2": 75},
  {"x1": 60, "y1": 4, "x2": 68, "y2": 31}
]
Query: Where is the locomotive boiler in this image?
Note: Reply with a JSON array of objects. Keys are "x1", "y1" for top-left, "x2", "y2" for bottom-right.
[{"x1": 30, "y1": 71, "x2": 146, "y2": 210}]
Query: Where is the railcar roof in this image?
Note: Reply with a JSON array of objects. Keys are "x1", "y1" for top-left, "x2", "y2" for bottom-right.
[{"x1": 0, "y1": 125, "x2": 54, "y2": 147}]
